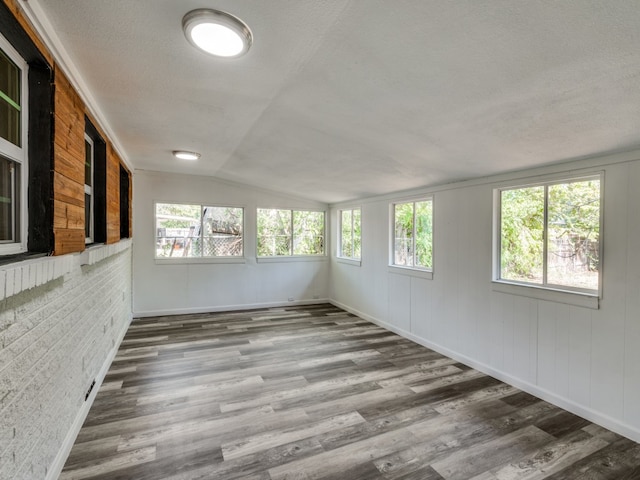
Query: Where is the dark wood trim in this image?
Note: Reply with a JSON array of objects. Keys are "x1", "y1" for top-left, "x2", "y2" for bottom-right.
[
  {"x1": 27, "y1": 63, "x2": 54, "y2": 253},
  {"x1": 119, "y1": 164, "x2": 130, "y2": 239}
]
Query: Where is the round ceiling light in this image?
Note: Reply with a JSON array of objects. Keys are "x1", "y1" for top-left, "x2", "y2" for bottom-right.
[
  {"x1": 173, "y1": 150, "x2": 201, "y2": 161},
  {"x1": 182, "y1": 9, "x2": 252, "y2": 58}
]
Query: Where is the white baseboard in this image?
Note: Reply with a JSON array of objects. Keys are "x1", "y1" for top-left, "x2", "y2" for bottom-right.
[
  {"x1": 46, "y1": 312, "x2": 133, "y2": 480},
  {"x1": 330, "y1": 299, "x2": 640, "y2": 444},
  {"x1": 133, "y1": 298, "x2": 330, "y2": 318}
]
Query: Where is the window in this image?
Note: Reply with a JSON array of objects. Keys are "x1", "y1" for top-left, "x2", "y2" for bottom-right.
[
  {"x1": 84, "y1": 134, "x2": 94, "y2": 243},
  {"x1": 339, "y1": 208, "x2": 361, "y2": 260},
  {"x1": 497, "y1": 175, "x2": 601, "y2": 294},
  {"x1": 155, "y1": 203, "x2": 243, "y2": 258},
  {"x1": 257, "y1": 209, "x2": 325, "y2": 256},
  {"x1": 392, "y1": 198, "x2": 433, "y2": 270},
  {"x1": 0, "y1": 34, "x2": 28, "y2": 255},
  {"x1": 119, "y1": 164, "x2": 130, "y2": 239}
]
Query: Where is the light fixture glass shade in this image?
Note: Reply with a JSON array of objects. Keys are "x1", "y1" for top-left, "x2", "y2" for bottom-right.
[
  {"x1": 182, "y1": 9, "x2": 252, "y2": 58},
  {"x1": 173, "y1": 150, "x2": 201, "y2": 161}
]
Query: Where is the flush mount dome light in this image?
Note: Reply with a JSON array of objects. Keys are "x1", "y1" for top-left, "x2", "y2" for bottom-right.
[
  {"x1": 173, "y1": 150, "x2": 201, "y2": 161},
  {"x1": 182, "y1": 8, "x2": 252, "y2": 58}
]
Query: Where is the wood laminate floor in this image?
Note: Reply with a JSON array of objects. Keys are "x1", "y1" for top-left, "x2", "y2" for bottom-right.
[{"x1": 61, "y1": 304, "x2": 640, "y2": 480}]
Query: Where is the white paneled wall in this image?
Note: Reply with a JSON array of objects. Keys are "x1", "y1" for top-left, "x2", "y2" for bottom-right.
[
  {"x1": 330, "y1": 149, "x2": 640, "y2": 442},
  {"x1": 133, "y1": 171, "x2": 329, "y2": 316}
]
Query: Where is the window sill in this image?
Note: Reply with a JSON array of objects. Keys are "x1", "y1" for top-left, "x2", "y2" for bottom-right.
[
  {"x1": 80, "y1": 238, "x2": 132, "y2": 266},
  {"x1": 336, "y1": 257, "x2": 361, "y2": 267},
  {"x1": 492, "y1": 281, "x2": 599, "y2": 309},
  {"x1": 155, "y1": 256, "x2": 246, "y2": 265},
  {"x1": 388, "y1": 265, "x2": 433, "y2": 280},
  {"x1": 257, "y1": 256, "x2": 327, "y2": 264}
]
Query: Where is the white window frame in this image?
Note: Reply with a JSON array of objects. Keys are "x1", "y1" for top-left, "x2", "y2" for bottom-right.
[
  {"x1": 256, "y1": 208, "x2": 326, "y2": 259},
  {"x1": 154, "y1": 202, "x2": 245, "y2": 263},
  {"x1": 389, "y1": 196, "x2": 434, "y2": 278},
  {"x1": 84, "y1": 133, "x2": 94, "y2": 244},
  {"x1": 493, "y1": 172, "x2": 603, "y2": 303},
  {"x1": 0, "y1": 33, "x2": 28, "y2": 256},
  {"x1": 338, "y1": 207, "x2": 361, "y2": 263}
]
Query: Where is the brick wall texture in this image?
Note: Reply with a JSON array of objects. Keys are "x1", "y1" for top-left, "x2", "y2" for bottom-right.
[{"x1": 0, "y1": 246, "x2": 132, "y2": 479}]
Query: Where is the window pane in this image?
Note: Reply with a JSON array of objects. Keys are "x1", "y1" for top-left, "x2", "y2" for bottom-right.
[
  {"x1": 201, "y1": 206, "x2": 243, "y2": 256},
  {"x1": 0, "y1": 49, "x2": 21, "y2": 147},
  {"x1": 257, "y1": 209, "x2": 292, "y2": 256},
  {"x1": 415, "y1": 200, "x2": 433, "y2": 268},
  {"x1": 84, "y1": 139, "x2": 92, "y2": 186},
  {"x1": 394, "y1": 202, "x2": 414, "y2": 266},
  {"x1": 0, "y1": 157, "x2": 16, "y2": 242},
  {"x1": 341, "y1": 210, "x2": 353, "y2": 257},
  {"x1": 500, "y1": 186, "x2": 544, "y2": 284},
  {"x1": 293, "y1": 210, "x2": 324, "y2": 255},
  {"x1": 155, "y1": 203, "x2": 200, "y2": 258},
  {"x1": 353, "y1": 208, "x2": 361, "y2": 259},
  {"x1": 85, "y1": 193, "x2": 91, "y2": 239},
  {"x1": 547, "y1": 179, "x2": 600, "y2": 290}
]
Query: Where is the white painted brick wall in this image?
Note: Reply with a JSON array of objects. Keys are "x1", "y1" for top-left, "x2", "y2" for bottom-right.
[{"x1": 0, "y1": 243, "x2": 133, "y2": 480}]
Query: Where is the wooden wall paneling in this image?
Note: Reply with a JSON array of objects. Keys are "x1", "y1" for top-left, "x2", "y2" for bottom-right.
[
  {"x1": 53, "y1": 201, "x2": 84, "y2": 230},
  {"x1": 106, "y1": 144, "x2": 121, "y2": 244},
  {"x1": 53, "y1": 171, "x2": 84, "y2": 208},
  {"x1": 53, "y1": 68, "x2": 86, "y2": 255},
  {"x1": 54, "y1": 228, "x2": 86, "y2": 255}
]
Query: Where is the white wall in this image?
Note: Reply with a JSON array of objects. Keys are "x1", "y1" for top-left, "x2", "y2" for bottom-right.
[
  {"x1": 0, "y1": 242, "x2": 133, "y2": 480},
  {"x1": 329, "y1": 149, "x2": 640, "y2": 443},
  {"x1": 133, "y1": 171, "x2": 330, "y2": 316}
]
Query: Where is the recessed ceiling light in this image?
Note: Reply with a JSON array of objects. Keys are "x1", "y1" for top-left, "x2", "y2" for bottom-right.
[
  {"x1": 182, "y1": 9, "x2": 252, "y2": 58},
  {"x1": 173, "y1": 150, "x2": 201, "y2": 161}
]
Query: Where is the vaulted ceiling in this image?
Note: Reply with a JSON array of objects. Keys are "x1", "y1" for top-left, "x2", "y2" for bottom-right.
[{"x1": 31, "y1": 0, "x2": 640, "y2": 203}]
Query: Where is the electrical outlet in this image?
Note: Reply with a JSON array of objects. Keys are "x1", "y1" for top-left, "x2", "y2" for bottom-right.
[{"x1": 85, "y1": 379, "x2": 96, "y2": 401}]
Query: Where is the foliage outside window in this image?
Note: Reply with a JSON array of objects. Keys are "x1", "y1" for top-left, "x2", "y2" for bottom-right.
[
  {"x1": 0, "y1": 37, "x2": 27, "y2": 255},
  {"x1": 498, "y1": 176, "x2": 601, "y2": 293},
  {"x1": 392, "y1": 198, "x2": 433, "y2": 270},
  {"x1": 257, "y1": 209, "x2": 324, "y2": 256},
  {"x1": 339, "y1": 208, "x2": 361, "y2": 260},
  {"x1": 155, "y1": 203, "x2": 243, "y2": 258}
]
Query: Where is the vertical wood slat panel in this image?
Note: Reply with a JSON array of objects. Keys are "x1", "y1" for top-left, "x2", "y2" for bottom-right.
[
  {"x1": 53, "y1": 68, "x2": 86, "y2": 255},
  {"x1": 106, "y1": 144, "x2": 121, "y2": 244}
]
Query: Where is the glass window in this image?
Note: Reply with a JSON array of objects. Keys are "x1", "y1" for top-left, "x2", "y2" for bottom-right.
[
  {"x1": 339, "y1": 208, "x2": 361, "y2": 260},
  {"x1": 498, "y1": 175, "x2": 601, "y2": 293},
  {"x1": 84, "y1": 135, "x2": 94, "y2": 243},
  {"x1": 0, "y1": 35, "x2": 27, "y2": 256},
  {"x1": 0, "y1": 48, "x2": 21, "y2": 147},
  {"x1": 392, "y1": 198, "x2": 433, "y2": 270},
  {"x1": 155, "y1": 203, "x2": 244, "y2": 258},
  {"x1": 257, "y1": 208, "x2": 325, "y2": 256}
]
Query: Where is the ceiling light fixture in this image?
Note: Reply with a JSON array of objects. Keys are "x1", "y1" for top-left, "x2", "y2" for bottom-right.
[
  {"x1": 182, "y1": 8, "x2": 252, "y2": 58},
  {"x1": 173, "y1": 150, "x2": 201, "y2": 161}
]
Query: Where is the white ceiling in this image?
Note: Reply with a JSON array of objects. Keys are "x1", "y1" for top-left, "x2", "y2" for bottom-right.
[{"x1": 32, "y1": 0, "x2": 640, "y2": 203}]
